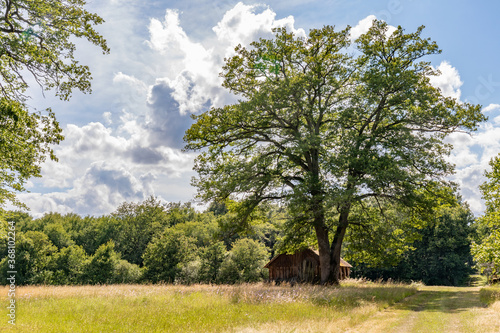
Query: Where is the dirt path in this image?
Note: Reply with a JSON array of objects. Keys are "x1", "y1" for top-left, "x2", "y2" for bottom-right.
[{"x1": 347, "y1": 286, "x2": 500, "y2": 333}]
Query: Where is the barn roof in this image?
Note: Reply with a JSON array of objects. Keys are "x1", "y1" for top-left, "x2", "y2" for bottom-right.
[{"x1": 264, "y1": 249, "x2": 352, "y2": 268}]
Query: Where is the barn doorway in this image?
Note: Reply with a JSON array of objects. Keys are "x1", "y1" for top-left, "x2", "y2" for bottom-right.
[{"x1": 301, "y1": 258, "x2": 316, "y2": 283}]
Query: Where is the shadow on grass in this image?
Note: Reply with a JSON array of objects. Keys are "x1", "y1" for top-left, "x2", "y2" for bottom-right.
[{"x1": 393, "y1": 289, "x2": 487, "y2": 314}]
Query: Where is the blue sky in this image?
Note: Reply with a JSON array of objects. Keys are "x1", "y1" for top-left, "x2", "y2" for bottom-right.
[{"x1": 15, "y1": 0, "x2": 500, "y2": 217}]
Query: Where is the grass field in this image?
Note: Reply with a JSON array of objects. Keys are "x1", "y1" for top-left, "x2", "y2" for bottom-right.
[{"x1": 1, "y1": 280, "x2": 499, "y2": 332}]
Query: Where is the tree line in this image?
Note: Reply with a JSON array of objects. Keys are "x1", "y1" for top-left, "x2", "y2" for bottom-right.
[{"x1": 1, "y1": 187, "x2": 492, "y2": 286}]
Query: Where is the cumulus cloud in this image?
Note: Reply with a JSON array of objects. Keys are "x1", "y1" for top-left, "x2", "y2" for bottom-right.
[
  {"x1": 19, "y1": 162, "x2": 155, "y2": 216},
  {"x1": 20, "y1": 2, "x2": 309, "y2": 217},
  {"x1": 145, "y1": 78, "x2": 194, "y2": 148},
  {"x1": 213, "y1": 2, "x2": 306, "y2": 58},
  {"x1": 483, "y1": 103, "x2": 500, "y2": 113},
  {"x1": 350, "y1": 15, "x2": 396, "y2": 40},
  {"x1": 429, "y1": 61, "x2": 463, "y2": 100},
  {"x1": 351, "y1": 15, "x2": 377, "y2": 40},
  {"x1": 446, "y1": 118, "x2": 500, "y2": 214}
]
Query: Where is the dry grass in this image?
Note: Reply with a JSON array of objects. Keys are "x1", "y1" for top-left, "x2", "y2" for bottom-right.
[
  {"x1": 0, "y1": 279, "x2": 417, "y2": 333},
  {"x1": 3, "y1": 281, "x2": 499, "y2": 332}
]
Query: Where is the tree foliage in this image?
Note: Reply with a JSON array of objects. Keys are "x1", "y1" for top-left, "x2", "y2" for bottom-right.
[
  {"x1": 343, "y1": 198, "x2": 425, "y2": 268},
  {"x1": 111, "y1": 197, "x2": 170, "y2": 266},
  {"x1": 185, "y1": 20, "x2": 485, "y2": 283},
  {"x1": 49, "y1": 244, "x2": 88, "y2": 285},
  {"x1": 0, "y1": 230, "x2": 57, "y2": 284},
  {"x1": 0, "y1": 0, "x2": 109, "y2": 102},
  {"x1": 348, "y1": 196, "x2": 475, "y2": 286},
  {"x1": 0, "y1": 99, "x2": 63, "y2": 206},
  {"x1": 472, "y1": 154, "x2": 500, "y2": 282},
  {"x1": 0, "y1": 0, "x2": 108, "y2": 206},
  {"x1": 142, "y1": 228, "x2": 197, "y2": 283}
]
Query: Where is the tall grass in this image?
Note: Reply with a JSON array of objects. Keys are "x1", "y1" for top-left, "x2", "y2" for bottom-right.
[
  {"x1": 0, "y1": 279, "x2": 417, "y2": 333},
  {"x1": 480, "y1": 284, "x2": 500, "y2": 305}
]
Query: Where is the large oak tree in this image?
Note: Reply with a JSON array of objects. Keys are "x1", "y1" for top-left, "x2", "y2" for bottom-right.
[{"x1": 185, "y1": 20, "x2": 485, "y2": 284}]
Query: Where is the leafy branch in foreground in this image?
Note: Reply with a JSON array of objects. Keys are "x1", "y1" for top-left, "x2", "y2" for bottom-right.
[
  {"x1": 0, "y1": 0, "x2": 108, "y2": 206},
  {"x1": 0, "y1": 99, "x2": 63, "y2": 207},
  {"x1": 0, "y1": 0, "x2": 109, "y2": 102}
]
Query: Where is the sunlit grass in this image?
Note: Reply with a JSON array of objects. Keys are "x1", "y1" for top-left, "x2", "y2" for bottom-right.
[
  {"x1": 0, "y1": 280, "x2": 417, "y2": 332},
  {"x1": 480, "y1": 284, "x2": 500, "y2": 305}
]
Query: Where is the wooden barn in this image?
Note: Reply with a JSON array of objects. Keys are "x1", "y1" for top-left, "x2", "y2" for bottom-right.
[{"x1": 264, "y1": 249, "x2": 352, "y2": 283}]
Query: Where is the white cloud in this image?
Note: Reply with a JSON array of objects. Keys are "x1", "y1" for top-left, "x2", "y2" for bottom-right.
[
  {"x1": 350, "y1": 15, "x2": 396, "y2": 41},
  {"x1": 19, "y1": 161, "x2": 155, "y2": 217},
  {"x1": 103, "y1": 112, "x2": 113, "y2": 125},
  {"x1": 446, "y1": 120, "x2": 500, "y2": 215},
  {"x1": 483, "y1": 103, "x2": 500, "y2": 113},
  {"x1": 213, "y1": 2, "x2": 306, "y2": 58},
  {"x1": 351, "y1": 15, "x2": 377, "y2": 40},
  {"x1": 429, "y1": 61, "x2": 463, "y2": 100}
]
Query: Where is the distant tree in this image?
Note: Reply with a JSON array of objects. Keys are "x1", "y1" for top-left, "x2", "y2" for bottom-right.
[
  {"x1": 198, "y1": 241, "x2": 227, "y2": 283},
  {"x1": 218, "y1": 238, "x2": 268, "y2": 284},
  {"x1": 398, "y1": 202, "x2": 474, "y2": 285},
  {"x1": 185, "y1": 20, "x2": 485, "y2": 284},
  {"x1": 142, "y1": 228, "x2": 196, "y2": 283},
  {"x1": 43, "y1": 223, "x2": 75, "y2": 249},
  {"x1": 164, "y1": 202, "x2": 197, "y2": 226},
  {"x1": 208, "y1": 200, "x2": 228, "y2": 216},
  {"x1": 172, "y1": 213, "x2": 218, "y2": 248},
  {"x1": 50, "y1": 245, "x2": 89, "y2": 285},
  {"x1": 83, "y1": 240, "x2": 120, "y2": 285},
  {"x1": 112, "y1": 197, "x2": 169, "y2": 266},
  {"x1": 472, "y1": 154, "x2": 500, "y2": 282},
  {"x1": 73, "y1": 215, "x2": 119, "y2": 256},
  {"x1": 343, "y1": 198, "x2": 426, "y2": 270},
  {"x1": 0, "y1": 230, "x2": 57, "y2": 284},
  {"x1": 349, "y1": 196, "x2": 475, "y2": 286}
]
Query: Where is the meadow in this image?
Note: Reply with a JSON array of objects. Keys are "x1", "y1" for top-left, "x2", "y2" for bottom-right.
[
  {"x1": 1, "y1": 280, "x2": 499, "y2": 333},
  {"x1": 1, "y1": 280, "x2": 416, "y2": 332}
]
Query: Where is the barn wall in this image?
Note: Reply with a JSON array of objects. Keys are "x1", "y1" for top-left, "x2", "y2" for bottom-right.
[{"x1": 266, "y1": 250, "x2": 351, "y2": 282}]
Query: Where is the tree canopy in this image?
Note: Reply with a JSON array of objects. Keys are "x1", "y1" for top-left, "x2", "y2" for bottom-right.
[
  {"x1": 347, "y1": 195, "x2": 475, "y2": 286},
  {"x1": 0, "y1": 0, "x2": 109, "y2": 102},
  {"x1": 0, "y1": 0, "x2": 108, "y2": 206},
  {"x1": 472, "y1": 154, "x2": 500, "y2": 282},
  {"x1": 185, "y1": 20, "x2": 485, "y2": 284},
  {"x1": 0, "y1": 99, "x2": 63, "y2": 206}
]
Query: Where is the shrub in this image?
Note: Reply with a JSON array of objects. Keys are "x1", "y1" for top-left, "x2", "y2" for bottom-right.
[
  {"x1": 218, "y1": 238, "x2": 268, "y2": 284},
  {"x1": 113, "y1": 259, "x2": 143, "y2": 284}
]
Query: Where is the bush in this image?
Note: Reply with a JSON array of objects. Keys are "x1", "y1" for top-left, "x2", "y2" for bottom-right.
[
  {"x1": 218, "y1": 238, "x2": 268, "y2": 284},
  {"x1": 177, "y1": 260, "x2": 201, "y2": 285},
  {"x1": 113, "y1": 259, "x2": 143, "y2": 284}
]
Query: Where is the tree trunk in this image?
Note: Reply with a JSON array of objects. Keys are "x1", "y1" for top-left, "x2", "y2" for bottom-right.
[
  {"x1": 330, "y1": 205, "x2": 350, "y2": 285},
  {"x1": 314, "y1": 224, "x2": 332, "y2": 284}
]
